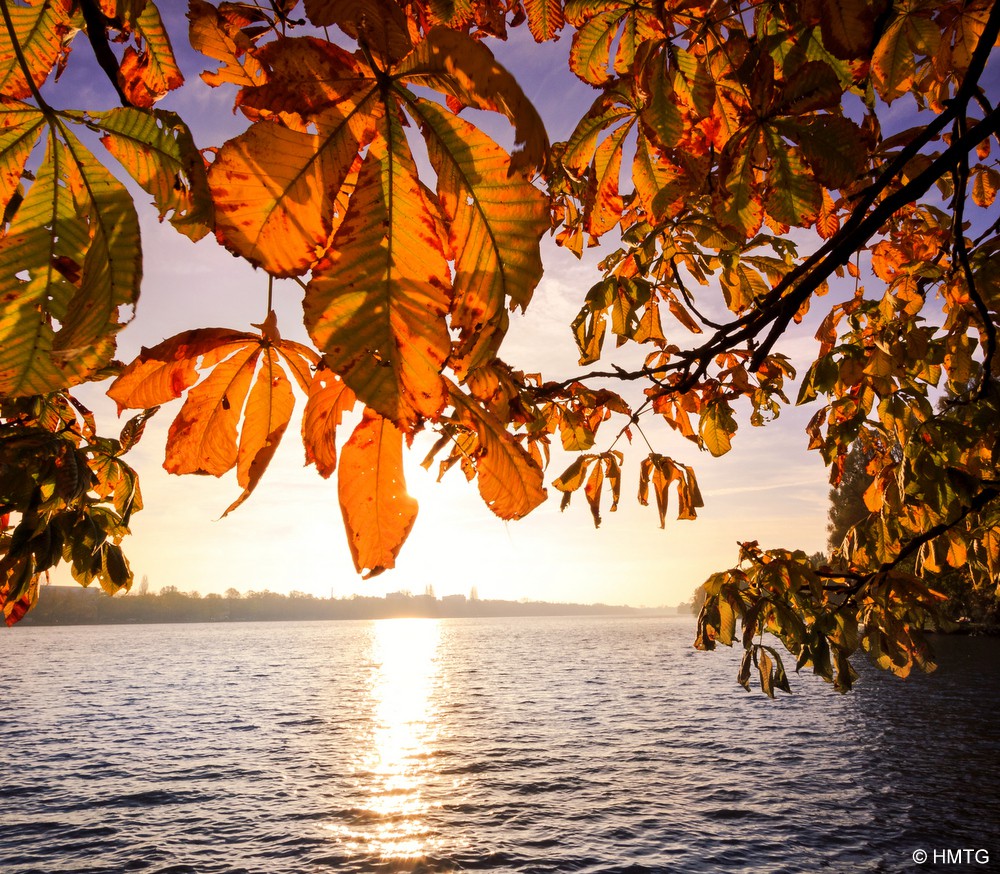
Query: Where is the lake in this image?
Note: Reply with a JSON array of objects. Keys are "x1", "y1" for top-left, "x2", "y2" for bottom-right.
[{"x1": 1, "y1": 616, "x2": 997, "y2": 872}]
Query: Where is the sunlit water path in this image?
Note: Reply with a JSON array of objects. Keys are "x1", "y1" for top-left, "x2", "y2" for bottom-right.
[{"x1": 1, "y1": 616, "x2": 998, "y2": 872}]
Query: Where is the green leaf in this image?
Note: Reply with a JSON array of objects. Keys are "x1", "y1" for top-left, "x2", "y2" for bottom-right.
[
  {"x1": 0, "y1": 0, "x2": 72, "y2": 100},
  {"x1": 84, "y1": 107, "x2": 213, "y2": 241},
  {"x1": 0, "y1": 128, "x2": 140, "y2": 396}
]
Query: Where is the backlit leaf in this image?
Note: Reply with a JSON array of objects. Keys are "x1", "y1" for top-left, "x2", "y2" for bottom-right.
[
  {"x1": 524, "y1": 0, "x2": 565, "y2": 42},
  {"x1": 187, "y1": 0, "x2": 265, "y2": 89},
  {"x1": 222, "y1": 349, "x2": 296, "y2": 516},
  {"x1": 118, "y1": 2, "x2": 184, "y2": 108},
  {"x1": 450, "y1": 384, "x2": 547, "y2": 519},
  {"x1": 699, "y1": 402, "x2": 736, "y2": 457},
  {"x1": 302, "y1": 365, "x2": 357, "y2": 478},
  {"x1": 108, "y1": 319, "x2": 317, "y2": 512},
  {"x1": 0, "y1": 98, "x2": 45, "y2": 214},
  {"x1": 396, "y1": 26, "x2": 549, "y2": 175},
  {"x1": 414, "y1": 97, "x2": 548, "y2": 374},
  {"x1": 85, "y1": 107, "x2": 213, "y2": 241},
  {"x1": 305, "y1": 123, "x2": 452, "y2": 429},
  {"x1": 0, "y1": 128, "x2": 140, "y2": 396},
  {"x1": 209, "y1": 110, "x2": 370, "y2": 277},
  {"x1": 338, "y1": 407, "x2": 419, "y2": 578},
  {"x1": 0, "y1": 0, "x2": 71, "y2": 100}
]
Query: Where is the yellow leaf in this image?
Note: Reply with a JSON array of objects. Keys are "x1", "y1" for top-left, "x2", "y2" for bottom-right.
[
  {"x1": 0, "y1": 0, "x2": 72, "y2": 100},
  {"x1": 699, "y1": 402, "x2": 736, "y2": 457},
  {"x1": 396, "y1": 27, "x2": 549, "y2": 175},
  {"x1": 88, "y1": 107, "x2": 213, "y2": 241},
  {"x1": 306, "y1": 122, "x2": 452, "y2": 429},
  {"x1": 565, "y1": 2, "x2": 660, "y2": 85},
  {"x1": 187, "y1": 0, "x2": 265, "y2": 89},
  {"x1": 338, "y1": 407, "x2": 419, "y2": 578},
  {"x1": 414, "y1": 97, "x2": 548, "y2": 374},
  {"x1": 872, "y1": 16, "x2": 915, "y2": 102},
  {"x1": 450, "y1": 384, "x2": 547, "y2": 519},
  {"x1": 0, "y1": 129, "x2": 140, "y2": 396}
]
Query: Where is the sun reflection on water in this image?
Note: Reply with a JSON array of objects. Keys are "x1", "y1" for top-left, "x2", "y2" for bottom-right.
[{"x1": 325, "y1": 618, "x2": 443, "y2": 861}]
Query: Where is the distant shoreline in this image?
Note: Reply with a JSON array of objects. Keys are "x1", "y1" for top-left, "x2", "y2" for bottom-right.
[{"x1": 13, "y1": 586, "x2": 693, "y2": 627}]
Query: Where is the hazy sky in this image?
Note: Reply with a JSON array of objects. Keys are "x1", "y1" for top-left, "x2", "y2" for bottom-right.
[{"x1": 43, "y1": 6, "x2": 841, "y2": 607}]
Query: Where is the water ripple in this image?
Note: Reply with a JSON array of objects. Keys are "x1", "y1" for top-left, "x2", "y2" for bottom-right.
[{"x1": 1, "y1": 617, "x2": 998, "y2": 873}]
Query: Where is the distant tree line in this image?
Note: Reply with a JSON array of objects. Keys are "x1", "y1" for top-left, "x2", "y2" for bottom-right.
[{"x1": 16, "y1": 585, "x2": 665, "y2": 626}]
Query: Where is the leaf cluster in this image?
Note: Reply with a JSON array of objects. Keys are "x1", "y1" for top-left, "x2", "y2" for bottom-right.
[{"x1": 0, "y1": 0, "x2": 997, "y2": 701}]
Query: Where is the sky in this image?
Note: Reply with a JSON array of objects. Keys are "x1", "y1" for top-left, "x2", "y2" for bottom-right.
[{"x1": 40, "y1": 5, "x2": 843, "y2": 608}]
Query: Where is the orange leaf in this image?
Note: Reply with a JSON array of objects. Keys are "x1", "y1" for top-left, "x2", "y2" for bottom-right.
[
  {"x1": 109, "y1": 324, "x2": 317, "y2": 512},
  {"x1": 305, "y1": 123, "x2": 452, "y2": 429},
  {"x1": 223, "y1": 349, "x2": 296, "y2": 516},
  {"x1": 117, "y1": 4, "x2": 184, "y2": 108},
  {"x1": 302, "y1": 366, "x2": 357, "y2": 478},
  {"x1": 107, "y1": 328, "x2": 251, "y2": 412},
  {"x1": 414, "y1": 97, "x2": 548, "y2": 374},
  {"x1": 396, "y1": 27, "x2": 549, "y2": 175},
  {"x1": 187, "y1": 0, "x2": 265, "y2": 89},
  {"x1": 450, "y1": 383, "x2": 547, "y2": 519},
  {"x1": 338, "y1": 407, "x2": 419, "y2": 578},
  {"x1": 165, "y1": 344, "x2": 260, "y2": 476}
]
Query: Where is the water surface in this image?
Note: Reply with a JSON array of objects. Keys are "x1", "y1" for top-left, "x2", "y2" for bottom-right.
[{"x1": 1, "y1": 616, "x2": 997, "y2": 872}]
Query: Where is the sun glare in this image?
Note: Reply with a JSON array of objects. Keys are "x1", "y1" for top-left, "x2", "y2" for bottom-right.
[{"x1": 326, "y1": 618, "x2": 443, "y2": 860}]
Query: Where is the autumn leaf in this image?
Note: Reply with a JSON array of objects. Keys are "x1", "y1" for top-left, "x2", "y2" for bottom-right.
[
  {"x1": 208, "y1": 110, "x2": 370, "y2": 277},
  {"x1": 187, "y1": 0, "x2": 266, "y2": 89},
  {"x1": 552, "y1": 450, "x2": 622, "y2": 527},
  {"x1": 449, "y1": 383, "x2": 547, "y2": 520},
  {"x1": 396, "y1": 26, "x2": 549, "y2": 175},
  {"x1": 0, "y1": 98, "x2": 44, "y2": 215},
  {"x1": 305, "y1": 121, "x2": 452, "y2": 430},
  {"x1": 0, "y1": 127, "x2": 140, "y2": 396},
  {"x1": 814, "y1": 0, "x2": 887, "y2": 60},
  {"x1": 107, "y1": 317, "x2": 319, "y2": 512},
  {"x1": 79, "y1": 106, "x2": 214, "y2": 241},
  {"x1": 118, "y1": 2, "x2": 184, "y2": 108},
  {"x1": 565, "y1": 0, "x2": 660, "y2": 85},
  {"x1": 413, "y1": 96, "x2": 548, "y2": 374},
  {"x1": 638, "y1": 454, "x2": 703, "y2": 527},
  {"x1": 302, "y1": 365, "x2": 357, "y2": 478},
  {"x1": 338, "y1": 407, "x2": 419, "y2": 578},
  {"x1": 699, "y1": 401, "x2": 737, "y2": 457},
  {"x1": 303, "y1": 0, "x2": 412, "y2": 63},
  {"x1": 524, "y1": 0, "x2": 565, "y2": 42},
  {"x1": 0, "y1": 0, "x2": 72, "y2": 100}
]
